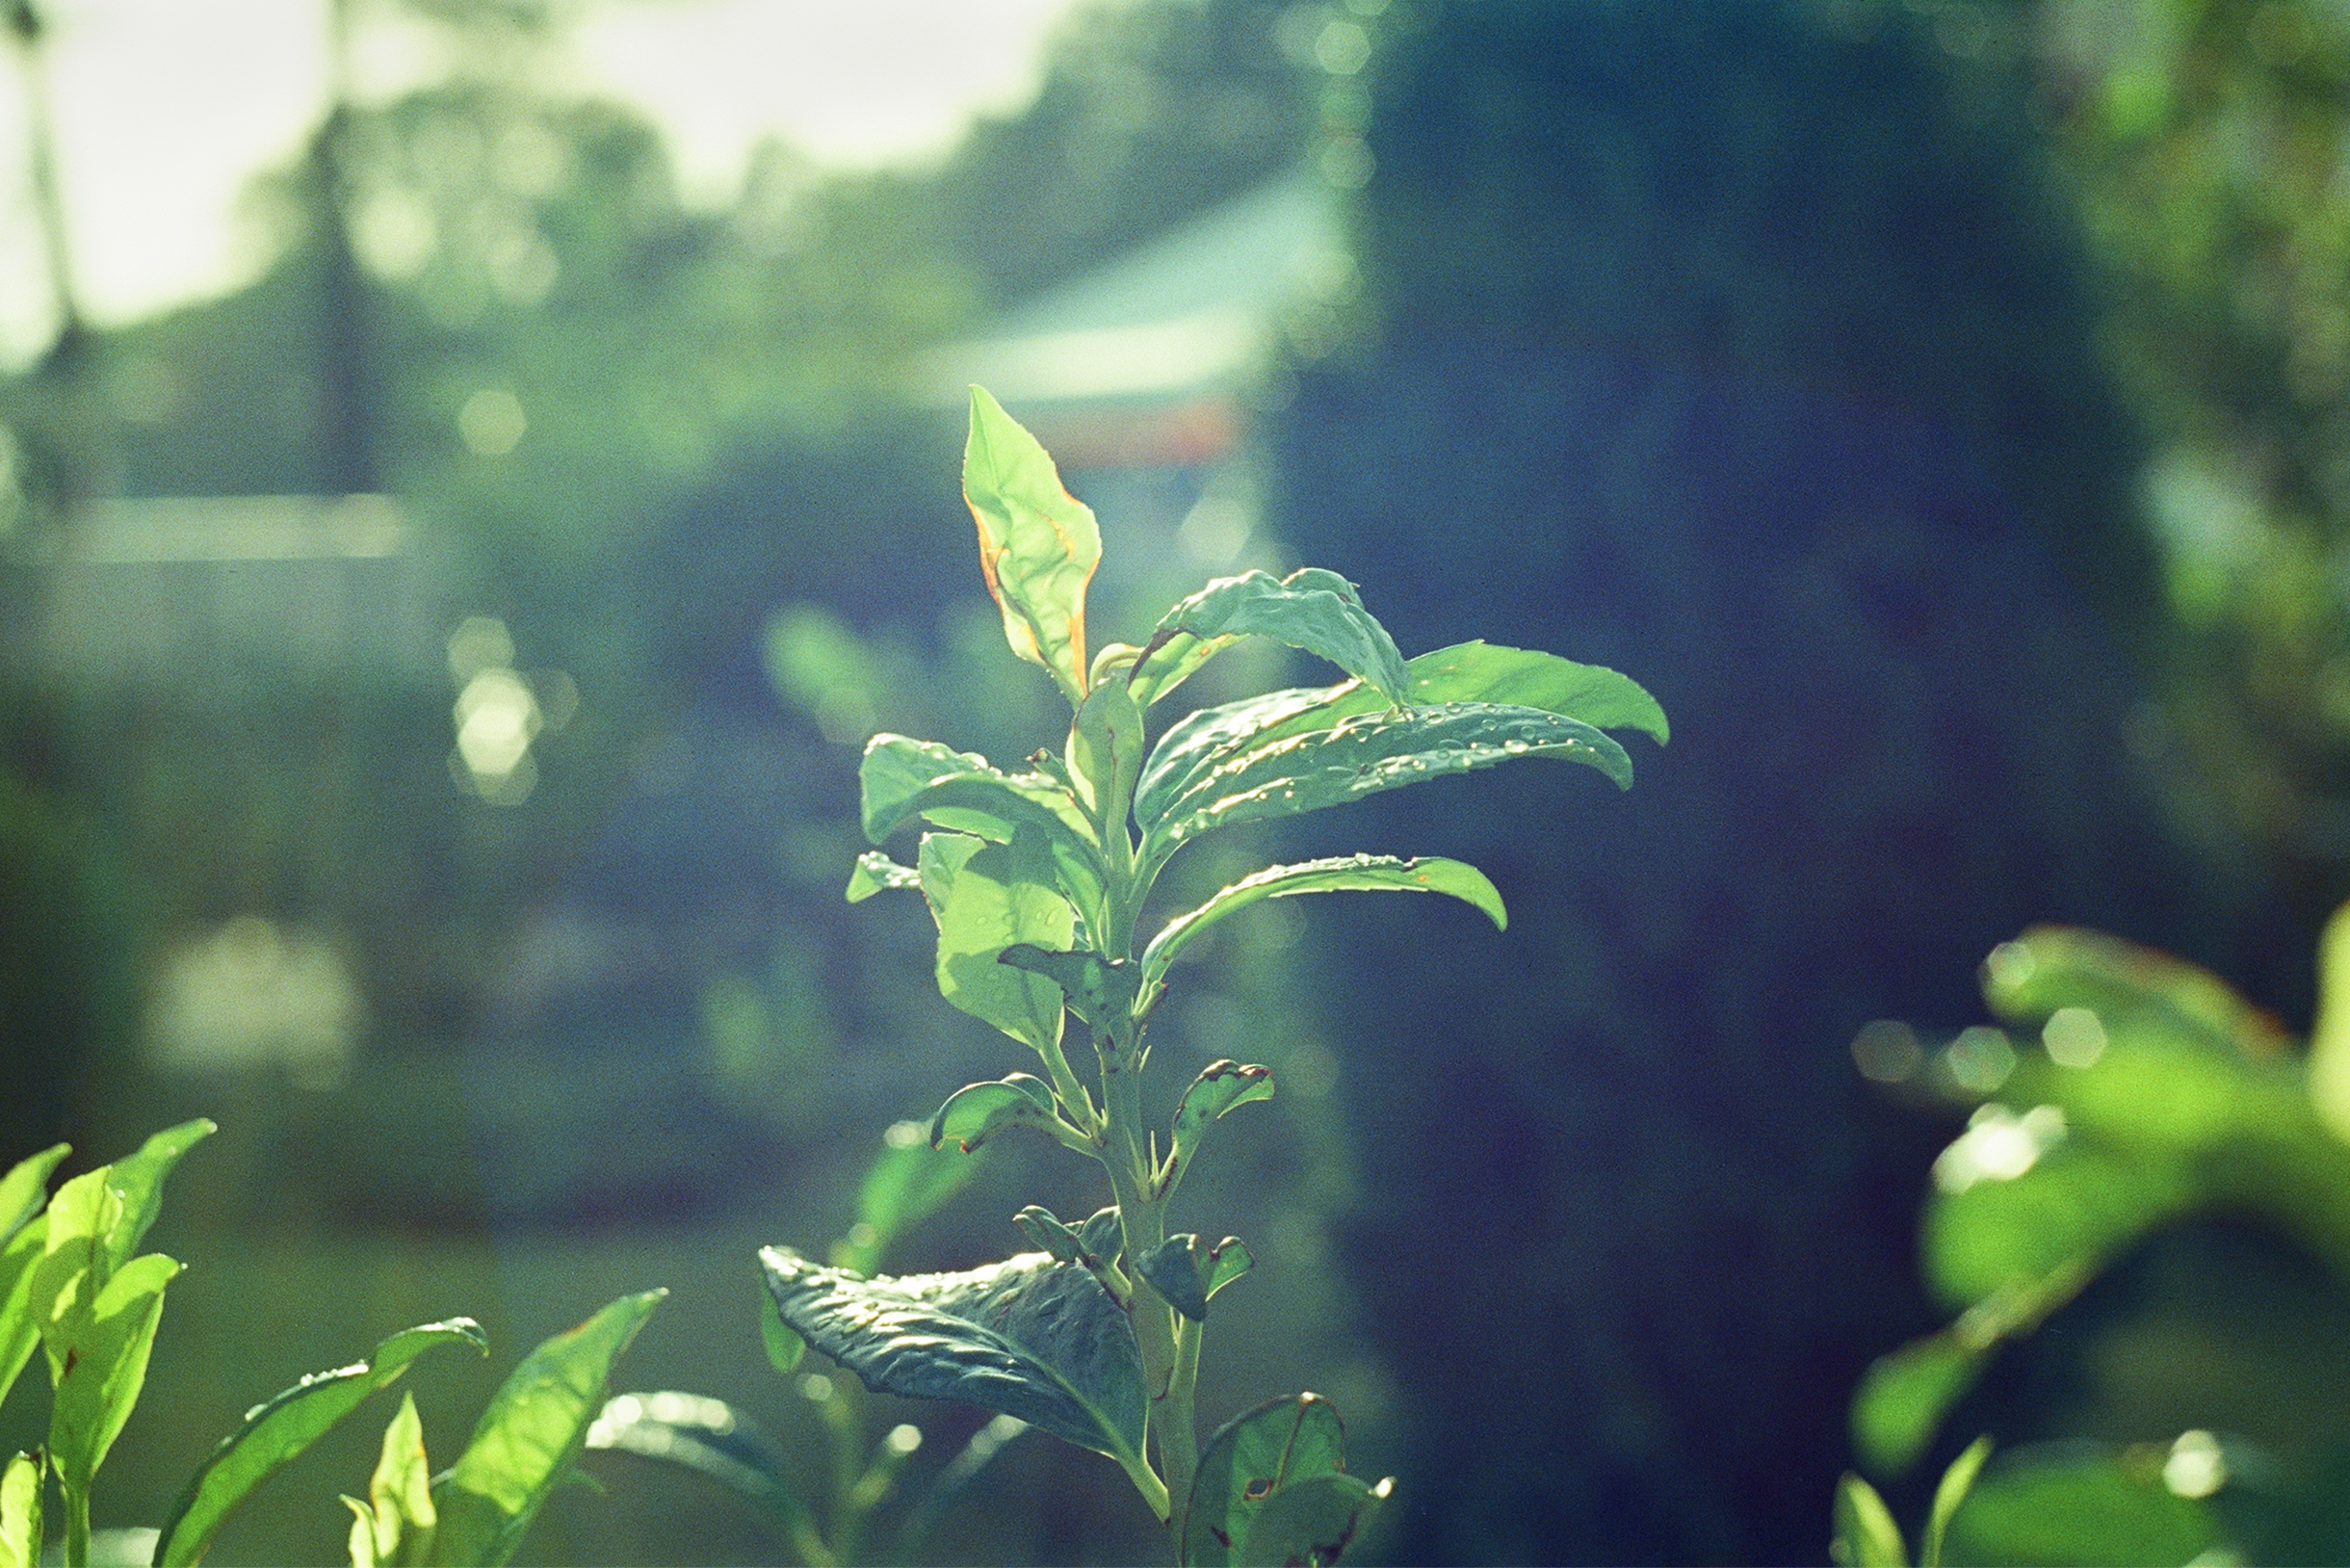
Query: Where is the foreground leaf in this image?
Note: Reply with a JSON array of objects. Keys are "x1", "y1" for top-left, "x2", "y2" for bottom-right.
[
  {"x1": 963, "y1": 386, "x2": 1101, "y2": 702},
  {"x1": 1922, "y1": 1437, "x2": 1991, "y2": 1568},
  {"x1": 1135, "y1": 1235, "x2": 1251, "y2": 1321},
  {"x1": 929, "y1": 1075, "x2": 1073, "y2": 1154},
  {"x1": 1942, "y1": 1448, "x2": 2225, "y2": 1567},
  {"x1": 1981, "y1": 925, "x2": 2288, "y2": 1058},
  {"x1": 1162, "y1": 1062, "x2": 1275, "y2": 1196},
  {"x1": 429, "y1": 1290, "x2": 666, "y2": 1568},
  {"x1": 759, "y1": 1246, "x2": 1145, "y2": 1466},
  {"x1": 1000, "y1": 946, "x2": 1138, "y2": 1030},
  {"x1": 845, "y1": 851, "x2": 920, "y2": 903},
  {"x1": 858, "y1": 736, "x2": 1102, "y2": 912},
  {"x1": 1183, "y1": 1394, "x2": 1347, "y2": 1567},
  {"x1": 920, "y1": 832, "x2": 1078, "y2": 1056},
  {"x1": 48, "y1": 1250, "x2": 178, "y2": 1495},
  {"x1": 156, "y1": 1319, "x2": 486, "y2": 1567},
  {"x1": 1239, "y1": 1471, "x2": 1391, "y2": 1567},
  {"x1": 0, "y1": 1145, "x2": 66, "y2": 1250},
  {"x1": 1142, "y1": 855, "x2": 1503, "y2": 994},
  {"x1": 96, "y1": 1119, "x2": 215, "y2": 1270},
  {"x1": 1136, "y1": 702, "x2": 1632, "y2": 872},
  {"x1": 0, "y1": 1450, "x2": 39, "y2": 1568},
  {"x1": 0, "y1": 1222, "x2": 45, "y2": 1412},
  {"x1": 344, "y1": 1392, "x2": 436, "y2": 1568},
  {"x1": 1832, "y1": 1473, "x2": 1908, "y2": 1567},
  {"x1": 1128, "y1": 569, "x2": 1409, "y2": 710}
]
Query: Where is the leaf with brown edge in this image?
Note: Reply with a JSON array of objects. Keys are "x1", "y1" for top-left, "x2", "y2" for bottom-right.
[{"x1": 963, "y1": 387, "x2": 1101, "y2": 704}]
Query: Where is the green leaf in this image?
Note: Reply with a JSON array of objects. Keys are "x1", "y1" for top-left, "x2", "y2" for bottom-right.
[
  {"x1": 920, "y1": 832, "x2": 1078, "y2": 1056},
  {"x1": 1831, "y1": 1473, "x2": 1909, "y2": 1567},
  {"x1": 1922, "y1": 1436, "x2": 1991, "y2": 1568},
  {"x1": 929, "y1": 1075, "x2": 1067, "y2": 1154},
  {"x1": 758, "y1": 1292, "x2": 805, "y2": 1378},
  {"x1": 1142, "y1": 855, "x2": 1503, "y2": 994},
  {"x1": 759, "y1": 1246, "x2": 1145, "y2": 1466},
  {"x1": 1942, "y1": 1449, "x2": 2226, "y2": 1567},
  {"x1": 1129, "y1": 568, "x2": 1410, "y2": 711},
  {"x1": 834, "y1": 1122, "x2": 986, "y2": 1275},
  {"x1": 31, "y1": 1168, "x2": 122, "y2": 1379},
  {"x1": 846, "y1": 851, "x2": 920, "y2": 903},
  {"x1": 1136, "y1": 702, "x2": 1633, "y2": 872},
  {"x1": 1850, "y1": 1333, "x2": 1987, "y2": 1479},
  {"x1": 0, "y1": 1145, "x2": 66, "y2": 1250},
  {"x1": 0, "y1": 1221, "x2": 46, "y2": 1413},
  {"x1": 0, "y1": 1450, "x2": 39, "y2": 1568},
  {"x1": 1135, "y1": 1236, "x2": 1251, "y2": 1321},
  {"x1": 1980, "y1": 925, "x2": 2287, "y2": 1058},
  {"x1": 1183, "y1": 1394, "x2": 1347, "y2": 1568},
  {"x1": 1162, "y1": 1061, "x2": 1275, "y2": 1196},
  {"x1": 96, "y1": 1119, "x2": 214, "y2": 1270},
  {"x1": 1924, "y1": 1143, "x2": 2189, "y2": 1308},
  {"x1": 47, "y1": 1250, "x2": 178, "y2": 1493},
  {"x1": 858, "y1": 735, "x2": 1103, "y2": 911},
  {"x1": 430, "y1": 1289, "x2": 666, "y2": 1568},
  {"x1": 963, "y1": 386, "x2": 1102, "y2": 703},
  {"x1": 1134, "y1": 642, "x2": 1666, "y2": 823},
  {"x1": 1068, "y1": 679, "x2": 1145, "y2": 822},
  {"x1": 155, "y1": 1319, "x2": 486, "y2": 1568},
  {"x1": 357, "y1": 1392, "x2": 437, "y2": 1568},
  {"x1": 1009, "y1": 1206, "x2": 1126, "y2": 1291},
  {"x1": 1237, "y1": 1471, "x2": 1392, "y2": 1568},
  {"x1": 343, "y1": 1495, "x2": 378, "y2": 1568},
  {"x1": 585, "y1": 1392, "x2": 816, "y2": 1549},
  {"x1": 999, "y1": 946, "x2": 1138, "y2": 1031}
]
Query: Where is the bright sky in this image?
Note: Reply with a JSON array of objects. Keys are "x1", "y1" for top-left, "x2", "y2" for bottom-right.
[{"x1": 0, "y1": 0, "x2": 1087, "y2": 364}]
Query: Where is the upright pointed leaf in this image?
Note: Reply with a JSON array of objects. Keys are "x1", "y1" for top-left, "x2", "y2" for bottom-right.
[
  {"x1": 1184, "y1": 1394, "x2": 1347, "y2": 1568},
  {"x1": 1130, "y1": 569, "x2": 1409, "y2": 710},
  {"x1": 1923, "y1": 1437, "x2": 1992, "y2": 1568},
  {"x1": 0, "y1": 1145, "x2": 66, "y2": 1250},
  {"x1": 355, "y1": 1393, "x2": 437, "y2": 1568},
  {"x1": 1143, "y1": 855, "x2": 1504, "y2": 991},
  {"x1": 0, "y1": 1222, "x2": 46, "y2": 1412},
  {"x1": 1137, "y1": 703, "x2": 1632, "y2": 872},
  {"x1": 156, "y1": 1319, "x2": 486, "y2": 1567},
  {"x1": 1238, "y1": 1471, "x2": 1391, "y2": 1567},
  {"x1": 0, "y1": 1450, "x2": 39, "y2": 1568},
  {"x1": 429, "y1": 1290, "x2": 666, "y2": 1568},
  {"x1": 759, "y1": 1246, "x2": 1145, "y2": 1466},
  {"x1": 98, "y1": 1119, "x2": 214, "y2": 1270},
  {"x1": 47, "y1": 1250, "x2": 178, "y2": 1495},
  {"x1": 1832, "y1": 1473, "x2": 1909, "y2": 1567},
  {"x1": 920, "y1": 832, "x2": 1077, "y2": 1056},
  {"x1": 963, "y1": 387, "x2": 1101, "y2": 702},
  {"x1": 31, "y1": 1170, "x2": 123, "y2": 1378}
]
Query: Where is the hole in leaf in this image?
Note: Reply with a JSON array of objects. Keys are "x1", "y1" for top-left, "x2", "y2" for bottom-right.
[{"x1": 1244, "y1": 1477, "x2": 1275, "y2": 1502}]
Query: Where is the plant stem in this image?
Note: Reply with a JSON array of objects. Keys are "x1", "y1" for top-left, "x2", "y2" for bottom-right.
[{"x1": 65, "y1": 1482, "x2": 89, "y2": 1568}]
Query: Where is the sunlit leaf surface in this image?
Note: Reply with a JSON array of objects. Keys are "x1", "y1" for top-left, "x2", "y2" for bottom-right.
[
  {"x1": 963, "y1": 387, "x2": 1101, "y2": 701},
  {"x1": 1143, "y1": 855, "x2": 1502, "y2": 990},
  {"x1": 430, "y1": 1290, "x2": 665, "y2": 1568},
  {"x1": 920, "y1": 832, "x2": 1077, "y2": 1055},
  {"x1": 1183, "y1": 1394, "x2": 1346, "y2": 1568},
  {"x1": 156, "y1": 1319, "x2": 486, "y2": 1567},
  {"x1": 759, "y1": 1246, "x2": 1144, "y2": 1464},
  {"x1": 1128, "y1": 568, "x2": 1410, "y2": 710}
]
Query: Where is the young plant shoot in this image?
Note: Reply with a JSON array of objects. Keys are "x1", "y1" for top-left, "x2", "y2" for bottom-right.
[{"x1": 760, "y1": 388, "x2": 1667, "y2": 1565}]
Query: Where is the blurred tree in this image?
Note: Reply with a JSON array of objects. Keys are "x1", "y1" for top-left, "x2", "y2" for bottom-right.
[{"x1": 1263, "y1": 1, "x2": 2278, "y2": 1561}]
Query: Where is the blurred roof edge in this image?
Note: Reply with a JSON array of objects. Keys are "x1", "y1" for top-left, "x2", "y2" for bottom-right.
[{"x1": 913, "y1": 166, "x2": 1342, "y2": 465}]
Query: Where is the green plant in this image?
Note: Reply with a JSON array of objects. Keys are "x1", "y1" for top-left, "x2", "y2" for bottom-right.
[
  {"x1": 588, "y1": 1120, "x2": 1031, "y2": 1566},
  {"x1": 0, "y1": 1122, "x2": 663, "y2": 1568},
  {"x1": 757, "y1": 388, "x2": 1666, "y2": 1563},
  {"x1": 1840, "y1": 907, "x2": 2350, "y2": 1565}
]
